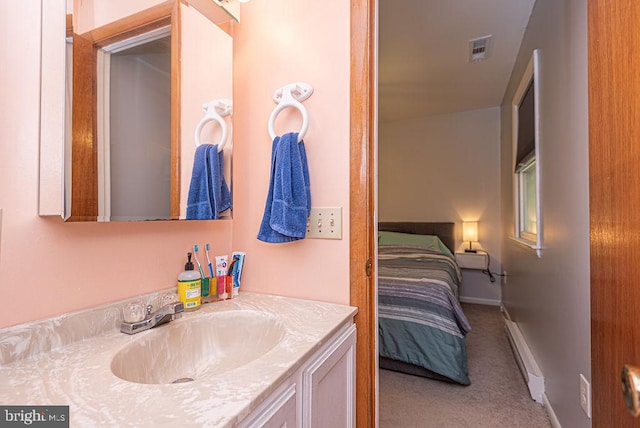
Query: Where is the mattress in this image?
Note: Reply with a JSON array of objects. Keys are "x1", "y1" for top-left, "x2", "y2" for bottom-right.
[{"x1": 378, "y1": 244, "x2": 471, "y2": 385}]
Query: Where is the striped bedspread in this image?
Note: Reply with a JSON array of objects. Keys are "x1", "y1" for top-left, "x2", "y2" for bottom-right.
[{"x1": 378, "y1": 245, "x2": 472, "y2": 385}]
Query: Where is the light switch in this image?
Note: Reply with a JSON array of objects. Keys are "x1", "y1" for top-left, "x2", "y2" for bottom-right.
[{"x1": 306, "y1": 207, "x2": 342, "y2": 239}]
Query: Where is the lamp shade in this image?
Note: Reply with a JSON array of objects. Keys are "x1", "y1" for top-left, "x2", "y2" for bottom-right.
[{"x1": 462, "y1": 221, "x2": 478, "y2": 243}]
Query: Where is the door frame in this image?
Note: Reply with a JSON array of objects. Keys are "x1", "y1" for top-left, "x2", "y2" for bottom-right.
[{"x1": 350, "y1": 0, "x2": 377, "y2": 426}]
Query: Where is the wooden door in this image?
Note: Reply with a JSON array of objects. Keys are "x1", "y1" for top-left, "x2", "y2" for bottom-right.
[{"x1": 589, "y1": 1, "x2": 640, "y2": 426}]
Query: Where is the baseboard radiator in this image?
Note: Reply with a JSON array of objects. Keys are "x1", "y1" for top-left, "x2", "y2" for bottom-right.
[{"x1": 504, "y1": 319, "x2": 544, "y2": 403}]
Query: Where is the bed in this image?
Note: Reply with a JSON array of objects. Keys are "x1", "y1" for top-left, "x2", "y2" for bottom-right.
[{"x1": 378, "y1": 222, "x2": 472, "y2": 385}]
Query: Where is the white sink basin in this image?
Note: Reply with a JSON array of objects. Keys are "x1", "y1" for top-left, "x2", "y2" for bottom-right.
[{"x1": 110, "y1": 310, "x2": 286, "y2": 384}]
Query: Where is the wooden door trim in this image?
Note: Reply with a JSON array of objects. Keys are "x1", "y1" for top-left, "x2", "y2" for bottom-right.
[
  {"x1": 170, "y1": 1, "x2": 181, "y2": 219},
  {"x1": 70, "y1": 32, "x2": 98, "y2": 221},
  {"x1": 350, "y1": 0, "x2": 376, "y2": 426}
]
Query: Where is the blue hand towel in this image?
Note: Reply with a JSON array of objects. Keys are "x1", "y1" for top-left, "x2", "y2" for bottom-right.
[
  {"x1": 257, "y1": 132, "x2": 311, "y2": 243},
  {"x1": 209, "y1": 144, "x2": 232, "y2": 217},
  {"x1": 186, "y1": 144, "x2": 232, "y2": 220}
]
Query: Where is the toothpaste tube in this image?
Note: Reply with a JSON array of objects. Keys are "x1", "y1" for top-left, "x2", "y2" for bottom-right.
[
  {"x1": 230, "y1": 251, "x2": 246, "y2": 298},
  {"x1": 215, "y1": 255, "x2": 228, "y2": 300}
]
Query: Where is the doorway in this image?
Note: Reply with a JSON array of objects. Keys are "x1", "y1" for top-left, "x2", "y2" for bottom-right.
[
  {"x1": 375, "y1": 0, "x2": 537, "y2": 424},
  {"x1": 351, "y1": 0, "x2": 606, "y2": 427}
]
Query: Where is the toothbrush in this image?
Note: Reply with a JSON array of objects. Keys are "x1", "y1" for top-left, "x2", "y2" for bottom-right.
[
  {"x1": 205, "y1": 243, "x2": 215, "y2": 278},
  {"x1": 193, "y1": 245, "x2": 205, "y2": 279}
]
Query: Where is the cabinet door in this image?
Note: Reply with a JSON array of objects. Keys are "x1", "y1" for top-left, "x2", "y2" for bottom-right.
[
  {"x1": 238, "y1": 382, "x2": 298, "y2": 428},
  {"x1": 302, "y1": 323, "x2": 356, "y2": 428}
]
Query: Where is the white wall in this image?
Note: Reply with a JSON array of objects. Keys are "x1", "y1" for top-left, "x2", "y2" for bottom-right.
[
  {"x1": 500, "y1": 1, "x2": 590, "y2": 427},
  {"x1": 379, "y1": 107, "x2": 502, "y2": 304}
]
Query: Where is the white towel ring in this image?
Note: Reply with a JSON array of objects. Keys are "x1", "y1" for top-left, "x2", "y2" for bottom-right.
[
  {"x1": 268, "y1": 82, "x2": 314, "y2": 143},
  {"x1": 195, "y1": 99, "x2": 233, "y2": 152}
]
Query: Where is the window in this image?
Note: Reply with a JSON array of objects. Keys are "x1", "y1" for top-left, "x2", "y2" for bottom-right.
[
  {"x1": 512, "y1": 50, "x2": 542, "y2": 257},
  {"x1": 519, "y1": 157, "x2": 536, "y2": 239}
]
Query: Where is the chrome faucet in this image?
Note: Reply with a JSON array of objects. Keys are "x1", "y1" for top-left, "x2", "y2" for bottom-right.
[{"x1": 120, "y1": 302, "x2": 184, "y2": 335}]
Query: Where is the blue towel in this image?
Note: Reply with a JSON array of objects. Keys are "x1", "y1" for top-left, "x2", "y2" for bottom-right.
[
  {"x1": 186, "y1": 144, "x2": 232, "y2": 220},
  {"x1": 257, "y1": 132, "x2": 311, "y2": 243},
  {"x1": 209, "y1": 144, "x2": 232, "y2": 216}
]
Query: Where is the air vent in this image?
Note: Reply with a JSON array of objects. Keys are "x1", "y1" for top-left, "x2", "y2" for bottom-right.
[{"x1": 468, "y1": 35, "x2": 493, "y2": 63}]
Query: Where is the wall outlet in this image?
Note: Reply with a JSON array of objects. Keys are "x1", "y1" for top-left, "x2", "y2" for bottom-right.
[
  {"x1": 306, "y1": 207, "x2": 342, "y2": 239},
  {"x1": 502, "y1": 270, "x2": 507, "y2": 285},
  {"x1": 580, "y1": 373, "x2": 592, "y2": 418}
]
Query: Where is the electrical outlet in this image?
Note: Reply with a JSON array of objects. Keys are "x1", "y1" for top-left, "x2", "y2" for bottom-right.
[
  {"x1": 580, "y1": 373, "x2": 592, "y2": 418},
  {"x1": 306, "y1": 207, "x2": 342, "y2": 239},
  {"x1": 503, "y1": 270, "x2": 507, "y2": 285}
]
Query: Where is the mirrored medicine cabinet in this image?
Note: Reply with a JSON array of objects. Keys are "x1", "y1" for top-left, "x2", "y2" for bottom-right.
[{"x1": 39, "y1": 0, "x2": 237, "y2": 222}]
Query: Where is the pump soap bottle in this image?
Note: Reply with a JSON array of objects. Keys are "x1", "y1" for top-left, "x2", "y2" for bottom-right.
[{"x1": 178, "y1": 252, "x2": 201, "y2": 311}]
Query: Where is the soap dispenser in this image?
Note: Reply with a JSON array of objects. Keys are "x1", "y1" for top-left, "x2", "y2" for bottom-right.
[{"x1": 178, "y1": 252, "x2": 201, "y2": 311}]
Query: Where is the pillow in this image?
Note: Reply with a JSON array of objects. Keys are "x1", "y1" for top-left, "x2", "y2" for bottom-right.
[{"x1": 378, "y1": 231, "x2": 453, "y2": 257}]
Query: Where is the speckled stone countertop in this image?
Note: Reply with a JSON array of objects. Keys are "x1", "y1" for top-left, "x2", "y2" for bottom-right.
[{"x1": 0, "y1": 292, "x2": 357, "y2": 427}]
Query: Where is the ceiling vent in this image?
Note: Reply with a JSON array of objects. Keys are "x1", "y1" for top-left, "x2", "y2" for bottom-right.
[{"x1": 468, "y1": 35, "x2": 493, "y2": 63}]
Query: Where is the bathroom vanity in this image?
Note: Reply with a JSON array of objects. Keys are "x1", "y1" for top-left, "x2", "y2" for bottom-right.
[
  {"x1": 0, "y1": 292, "x2": 357, "y2": 427},
  {"x1": 238, "y1": 321, "x2": 355, "y2": 427}
]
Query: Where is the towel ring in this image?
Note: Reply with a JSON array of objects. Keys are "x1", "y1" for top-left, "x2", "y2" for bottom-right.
[
  {"x1": 268, "y1": 82, "x2": 313, "y2": 143},
  {"x1": 195, "y1": 99, "x2": 232, "y2": 152}
]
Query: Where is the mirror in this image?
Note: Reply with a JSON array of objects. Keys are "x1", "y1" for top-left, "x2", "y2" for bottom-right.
[{"x1": 41, "y1": 0, "x2": 235, "y2": 221}]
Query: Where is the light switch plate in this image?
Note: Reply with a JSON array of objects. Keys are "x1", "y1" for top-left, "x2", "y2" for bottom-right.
[{"x1": 306, "y1": 207, "x2": 342, "y2": 239}]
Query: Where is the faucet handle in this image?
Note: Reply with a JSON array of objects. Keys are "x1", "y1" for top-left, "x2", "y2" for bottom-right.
[
  {"x1": 164, "y1": 301, "x2": 184, "y2": 321},
  {"x1": 170, "y1": 301, "x2": 185, "y2": 314},
  {"x1": 122, "y1": 301, "x2": 145, "y2": 323}
]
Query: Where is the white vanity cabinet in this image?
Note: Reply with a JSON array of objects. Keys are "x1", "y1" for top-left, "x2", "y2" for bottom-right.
[
  {"x1": 238, "y1": 381, "x2": 299, "y2": 427},
  {"x1": 302, "y1": 322, "x2": 356, "y2": 427},
  {"x1": 239, "y1": 322, "x2": 356, "y2": 428}
]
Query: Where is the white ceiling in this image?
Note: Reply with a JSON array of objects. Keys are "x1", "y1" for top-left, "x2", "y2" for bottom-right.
[{"x1": 378, "y1": 0, "x2": 536, "y2": 123}]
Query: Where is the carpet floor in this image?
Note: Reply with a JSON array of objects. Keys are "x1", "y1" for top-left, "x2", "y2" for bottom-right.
[{"x1": 379, "y1": 303, "x2": 552, "y2": 427}]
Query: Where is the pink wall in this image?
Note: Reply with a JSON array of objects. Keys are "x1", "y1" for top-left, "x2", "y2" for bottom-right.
[
  {"x1": 0, "y1": 0, "x2": 231, "y2": 328},
  {"x1": 231, "y1": 0, "x2": 351, "y2": 304},
  {"x1": 74, "y1": 0, "x2": 166, "y2": 34},
  {"x1": 0, "y1": 0, "x2": 352, "y2": 328},
  {"x1": 179, "y1": 3, "x2": 233, "y2": 218}
]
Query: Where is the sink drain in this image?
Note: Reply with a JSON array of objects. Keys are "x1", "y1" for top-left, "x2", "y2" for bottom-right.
[{"x1": 172, "y1": 377, "x2": 194, "y2": 384}]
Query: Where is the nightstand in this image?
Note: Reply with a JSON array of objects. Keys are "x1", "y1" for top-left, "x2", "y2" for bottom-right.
[{"x1": 455, "y1": 251, "x2": 488, "y2": 270}]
